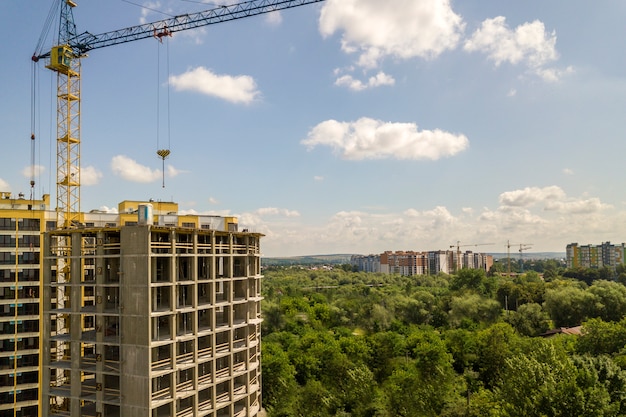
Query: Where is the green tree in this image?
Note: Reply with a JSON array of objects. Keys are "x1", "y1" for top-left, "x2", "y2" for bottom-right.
[
  {"x1": 448, "y1": 294, "x2": 502, "y2": 328},
  {"x1": 475, "y1": 323, "x2": 519, "y2": 388},
  {"x1": 587, "y1": 280, "x2": 626, "y2": 322},
  {"x1": 544, "y1": 286, "x2": 595, "y2": 327},
  {"x1": 368, "y1": 331, "x2": 406, "y2": 382},
  {"x1": 451, "y1": 268, "x2": 497, "y2": 296},
  {"x1": 261, "y1": 341, "x2": 298, "y2": 416},
  {"x1": 505, "y1": 303, "x2": 551, "y2": 336},
  {"x1": 498, "y1": 340, "x2": 626, "y2": 416},
  {"x1": 576, "y1": 318, "x2": 626, "y2": 356}
]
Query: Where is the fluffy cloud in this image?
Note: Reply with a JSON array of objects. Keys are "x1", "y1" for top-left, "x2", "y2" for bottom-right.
[
  {"x1": 256, "y1": 207, "x2": 301, "y2": 217},
  {"x1": 302, "y1": 117, "x2": 469, "y2": 160},
  {"x1": 464, "y1": 16, "x2": 568, "y2": 81},
  {"x1": 544, "y1": 198, "x2": 611, "y2": 214},
  {"x1": 320, "y1": 0, "x2": 464, "y2": 68},
  {"x1": 166, "y1": 165, "x2": 187, "y2": 178},
  {"x1": 97, "y1": 206, "x2": 118, "y2": 214},
  {"x1": 264, "y1": 10, "x2": 283, "y2": 26},
  {"x1": 498, "y1": 186, "x2": 610, "y2": 215},
  {"x1": 334, "y1": 72, "x2": 395, "y2": 91},
  {"x1": 111, "y1": 155, "x2": 161, "y2": 183},
  {"x1": 169, "y1": 67, "x2": 260, "y2": 104},
  {"x1": 0, "y1": 178, "x2": 9, "y2": 191},
  {"x1": 82, "y1": 166, "x2": 103, "y2": 186},
  {"x1": 21, "y1": 165, "x2": 45, "y2": 179},
  {"x1": 499, "y1": 186, "x2": 565, "y2": 207},
  {"x1": 229, "y1": 185, "x2": 618, "y2": 257}
]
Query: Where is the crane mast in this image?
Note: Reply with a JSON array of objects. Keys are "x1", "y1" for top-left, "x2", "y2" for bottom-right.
[{"x1": 33, "y1": 0, "x2": 325, "y2": 228}]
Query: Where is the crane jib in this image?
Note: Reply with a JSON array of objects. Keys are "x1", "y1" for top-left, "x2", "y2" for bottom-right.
[{"x1": 66, "y1": 0, "x2": 325, "y2": 55}]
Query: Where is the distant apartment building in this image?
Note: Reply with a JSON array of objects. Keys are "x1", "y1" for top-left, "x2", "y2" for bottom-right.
[
  {"x1": 350, "y1": 254, "x2": 380, "y2": 273},
  {"x1": 1, "y1": 193, "x2": 263, "y2": 417},
  {"x1": 566, "y1": 242, "x2": 626, "y2": 269},
  {"x1": 351, "y1": 249, "x2": 493, "y2": 276},
  {"x1": 380, "y1": 251, "x2": 428, "y2": 276}
]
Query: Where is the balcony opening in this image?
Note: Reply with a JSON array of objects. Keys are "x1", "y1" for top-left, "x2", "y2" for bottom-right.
[
  {"x1": 176, "y1": 339, "x2": 194, "y2": 363},
  {"x1": 197, "y1": 283, "x2": 211, "y2": 305},
  {"x1": 177, "y1": 285, "x2": 193, "y2": 308},
  {"x1": 152, "y1": 257, "x2": 171, "y2": 283},
  {"x1": 198, "y1": 308, "x2": 211, "y2": 333},
  {"x1": 151, "y1": 344, "x2": 172, "y2": 371},
  {"x1": 177, "y1": 257, "x2": 193, "y2": 282},
  {"x1": 177, "y1": 312, "x2": 194, "y2": 336},
  {"x1": 152, "y1": 286, "x2": 171, "y2": 312},
  {"x1": 197, "y1": 256, "x2": 212, "y2": 280},
  {"x1": 152, "y1": 315, "x2": 172, "y2": 341}
]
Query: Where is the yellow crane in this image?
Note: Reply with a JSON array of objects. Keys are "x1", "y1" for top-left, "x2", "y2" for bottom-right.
[
  {"x1": 505, "y1": 240, "x2": 533, "y2": 276},
  {"x1": 449, "y1": 241, "x2": 494, "y2": 273},
  {"x1": 32, "y1": 0, "x2": 325, "y2": 228}
]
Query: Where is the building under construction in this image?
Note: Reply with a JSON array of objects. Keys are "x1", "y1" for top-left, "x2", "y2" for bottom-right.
[{"x1": 0, "y1": 193, "x2": 263, "y2": 417}]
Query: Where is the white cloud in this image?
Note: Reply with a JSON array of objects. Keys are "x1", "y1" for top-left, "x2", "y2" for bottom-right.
[
  {"x1": 464, "y1": 16, "x2": 569, "y2": 81},
  {"x1": 256, "y1": 207, "x2": 301, "y2": 217},
  {"x1": 21, "y1": 165, "x2": 45, "y2": 178},
  {"x1": 208, "y1": 197, "x2": 219, "y2": 205},
  {"x1": 111, "y1": 155, "x2": 161, "y2": 183},
  {"x1": 314, "y1": 176, "x2": 324, "y2": 181},
  {"x1": 319, "y1": 0, "x2": 464, "y2": 68},
  {"x1": 110, "y1": 156, "x2": 183, "y2": 183},
  {"x1": 302, "y1": 117, "x2": 469, "y2": 160},
  {"x1": 169, "y1": 67, "x2": 260, "y2": 104},
  {"x1": 82, "y1": 166, "x2": 103, "y2": 186},
  {"x1": 499, "y1": 186, "x2": 610, "y2": 215},
  {"x1": 563, "y1": 168, "x2": 574, "y2": 175},
  {"x1": 499, "y1": 186, "x2": 565, "y2": 207},
  {"x1": 166, "y1": 165, "x2": 187, "y2": 178},
  {"x1": 200, "y1": 186, "x2": 619, "y2": 256},
  {"x1": 264, "y1": 10, "x2": 283, "y2": 26},
  {"x1": 139, "y1": 1, "x2": 162, "y2": 25},
  {"x1": 335, "y1": 71, "x2": 395, "y2": 91},
  {"x1": 0, "y1": 178, "x2": 9, "y2": 191},
  {"x1": 98, "y1": 205, "x2": 118, "y2": 214},
  {"x1": 544, "y1": 198, "x2": 611, "y2": 214}
]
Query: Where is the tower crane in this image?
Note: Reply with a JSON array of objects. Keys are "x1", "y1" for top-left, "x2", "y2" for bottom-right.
[
  {"x1": 449, "y1": 241, "x2": 494, "y2": 273},
  {"x1": 32, "y1": 0, "x2": 325, "y2": 228},
  {"x1": 505, "y1": 240, "x2": 533, "y2": 276},
  {"x1": 518, "y1": 244, "x2": 533, "y2": 272}
]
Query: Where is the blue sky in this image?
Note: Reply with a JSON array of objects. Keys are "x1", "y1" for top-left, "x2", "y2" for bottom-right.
[{"x1": 1, "y1": 0, "x2": 626, "y2": 257}]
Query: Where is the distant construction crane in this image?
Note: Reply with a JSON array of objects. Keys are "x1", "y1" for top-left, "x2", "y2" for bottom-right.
[
  {"x1": 449, "y1": 241, "x2": 494, "y2": 273},
  {"x1": 519, "y1": 244, "x2": 533, "y2": 272},
  {"x1": 506, "y1": 240, "x2": 533, "y2": 276}
]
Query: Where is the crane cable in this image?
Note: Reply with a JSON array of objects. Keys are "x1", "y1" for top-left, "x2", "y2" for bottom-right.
[
  {"x1": 156, "y1": 35, "x2": 171, "y2": 188},
  {"x1": 30, "y1": 62, "x2": 37, "y2": 201},
  {"x1": 30, "y1": 1, "x2": 60, "y2": 201}
]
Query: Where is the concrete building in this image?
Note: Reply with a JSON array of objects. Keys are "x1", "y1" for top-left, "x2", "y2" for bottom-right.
[
  {"x1": 566, "y1": 242, "x2": 626, "y2": 269},
  {"x1": 0, "y1": 192, "x2": 53, "y2": 417},
  {"x1": 0, "y1": 194, "x2": 263, "y2": 417}
]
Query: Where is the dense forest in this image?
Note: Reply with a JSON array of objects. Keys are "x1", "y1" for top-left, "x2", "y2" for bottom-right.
[{"x1": 260, "y1": 264, "x2": 626, "y2": 416}]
